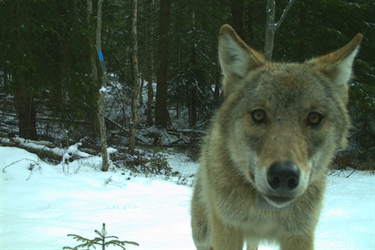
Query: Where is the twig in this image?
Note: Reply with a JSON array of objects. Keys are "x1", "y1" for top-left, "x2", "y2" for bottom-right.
[
  {"x1": 2, "y1": 158, "x2": 40, "y2": 180},
  {"x1": 346, "y1": 168, "x2": 356, "y2": 178},
  {"x1": 26, "y1": 163, "x2": 37, "y2": 181},
  {"x1": 2, "y1": 158, "x2": 38, "y2": 173}
]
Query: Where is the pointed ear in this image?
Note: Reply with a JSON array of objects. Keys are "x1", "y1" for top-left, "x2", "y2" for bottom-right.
[
  {"x1": 218, "y1": 24, "x2": 266, "y2": 97},
  {"x1": 306, "y1": 33, "x2": 363, "y2": 86}
]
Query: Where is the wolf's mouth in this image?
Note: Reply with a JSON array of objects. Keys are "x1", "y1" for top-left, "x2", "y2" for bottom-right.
[
  {"x1": 264, "y1": 195, "x2": 294, "y2": 204},
  {"x1": 256, "y1": 192, "x2": 294, "y2": 210}
]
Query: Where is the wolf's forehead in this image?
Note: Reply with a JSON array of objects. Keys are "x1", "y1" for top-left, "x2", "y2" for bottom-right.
[
  {"x1": 241, "y1": 65, "x2": 328, "y2": 107},
  {"x1": 247, "y1": 64, "x2": 324, "y2": 93}
]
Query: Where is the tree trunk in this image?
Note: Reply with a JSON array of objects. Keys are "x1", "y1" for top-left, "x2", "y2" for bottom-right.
[
  {"x1": 87, "y1": 0, "x2": 99, "y2": 135},
  {"x1": 87, "y1": 0, "x2": 98, "y2": 89},
  {"x1": 146, "y1": 0, "x2": 154, "y2": 126},
  {"x1": 155, "y1": 0, "x2": 170, "y2": 128},
  {"x1": 231, "y1": 0, "x2": 244, "y2": 38},
  {"x1": 139, "y1": 77, "x2": 144, "y2": 106},
  {"x1": 264, "y1": 0, "x2": 295, "y2": 60},
  {"x1": 297, "y1": 3, "x2": 307, "y2": 58},
  {"x1": 264, "y1": 0, "x2": 276, "y2": 60},
  {"x1": 12, "y1": 4, "x2": 37, "y2": 140},
  {"x1": 129, "y1": 0, "x2": 139, "y2": 155},
  {"x1": 13, "y1": 79, "x2": 37, "y2": 140},
  {"x1": 95, "y1": 0, "x2": 109, "y2": 171},
  {"x1": 189, "y1": 9, "x2": 197, "y2": 128}
]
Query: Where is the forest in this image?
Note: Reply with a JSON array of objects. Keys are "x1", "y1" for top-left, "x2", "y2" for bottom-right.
[{"x1": 1, "y1": 0, "x2": 374, "y2": 169}]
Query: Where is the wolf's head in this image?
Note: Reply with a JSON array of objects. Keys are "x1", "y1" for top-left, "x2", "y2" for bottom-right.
[{"x1": 217, "y1": 24, "x2": 362, "y2": 209}]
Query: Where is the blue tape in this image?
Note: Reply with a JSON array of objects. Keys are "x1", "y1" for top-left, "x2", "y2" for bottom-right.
[{"x1": 97, "y1": 50, "x2": 104, "y2": 62}]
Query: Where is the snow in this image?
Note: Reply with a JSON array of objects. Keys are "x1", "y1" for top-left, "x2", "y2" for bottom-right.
[
  {"x1": 1, "y1": 146, "x2": 375, "y2": 249},
  {"x1": 107, "y1": 147, "x2": 118, "y2": 155},
  {"x1": 62, "y1": 143, "x2": 93, "y2": 166},
  {"x1": 99, "y1": 86, "x2": 107, "y2": 93}
]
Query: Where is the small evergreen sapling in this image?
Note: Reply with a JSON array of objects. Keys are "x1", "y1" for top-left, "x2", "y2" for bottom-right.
[{"x1": 63, "y1": 223, "x2": 139, "y2": 250}]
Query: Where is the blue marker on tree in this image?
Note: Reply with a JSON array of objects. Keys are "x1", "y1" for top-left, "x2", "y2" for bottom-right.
[{"x1": 97, "y1": 50, "x2": 107, "y2": 72}]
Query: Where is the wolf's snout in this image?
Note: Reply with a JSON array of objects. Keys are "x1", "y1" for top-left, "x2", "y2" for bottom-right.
[{"x1": 267, "y1": 162, "x2": 300, "y2": 192}]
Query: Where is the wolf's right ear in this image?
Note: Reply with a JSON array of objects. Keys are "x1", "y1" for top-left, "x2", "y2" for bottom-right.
[
  {"x1": 306, "y1": 33, "x2": 363, "y2": 87},
  {"x1": 219, "y1": 24, "x2": 266, "y2": 97}
]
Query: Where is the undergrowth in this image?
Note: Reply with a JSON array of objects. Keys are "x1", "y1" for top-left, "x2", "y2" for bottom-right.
[{"x1": 119, "y1": 149, "x2": 194, "y2": 186}]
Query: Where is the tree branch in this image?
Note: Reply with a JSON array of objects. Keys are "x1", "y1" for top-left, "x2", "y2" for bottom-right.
[{"x1": 274, "y1": 0, "x2": 296, "y2": 30}]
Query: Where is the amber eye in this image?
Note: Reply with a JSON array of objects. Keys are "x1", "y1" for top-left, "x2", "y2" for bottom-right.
[
  {"x1": 307, "y1": 112, "x2": 323, "y2": 126},
  {"x1": 251, "y1": 109, "x2": 266, "y2": 124}
]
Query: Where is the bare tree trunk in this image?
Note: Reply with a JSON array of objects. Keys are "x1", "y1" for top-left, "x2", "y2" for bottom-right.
[
  {"x1": 155, "y1": 0, "x2": 170, "y2": 128},
  {"x1": 146, "y1": 0, "x2": 154, "y2": 126},
  {"x1": 87, "y1": 0, "x2": 99, "y2": 135},
  {"x1": 189, "y1": 9, "x2": 197, "y2": 128},
  {"x1": 12, "y1": 7, "x2": 37, "y2": 140},
  {"x1": 14, "y1": 79, "x2": 37, "y2": 140},
  {"x1": 129, "y1": 0, "x2": 139, "y2": 155},
  {"x1": 264, "y1": 0, "x2": 276, "y2": 60},
  {"x1": 139, "y1": 77, "x2": 144, "y2": 106},
  {"x1": 95, "y1": 0, "x2": 109, "y2": 171},
  {"x1": 87, "y1": 0, "x2": 98, "y2": 88},
  {"x1": 264, "y1": 0, "x2": 295, "y2": 60},
  {"x1": 231, "y1": 0, "x2": 244, "y2": 38}
]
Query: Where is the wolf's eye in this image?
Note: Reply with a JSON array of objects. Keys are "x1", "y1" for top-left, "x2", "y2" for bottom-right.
[
  {"x1": 251, "y1": 109, "x2": 266, "y2": 124},
  {"x1": 307, "y1": 112, "x2": 323, "y2": 126}
]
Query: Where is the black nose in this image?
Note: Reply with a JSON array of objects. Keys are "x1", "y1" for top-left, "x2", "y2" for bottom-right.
[{"x1": 267, "y1": 162, "x2": 300, "y2": 192}]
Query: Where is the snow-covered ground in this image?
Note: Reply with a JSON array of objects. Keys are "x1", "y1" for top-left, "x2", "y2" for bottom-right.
[{"x1": 1, "y1": 146, "x2": 374, "y2": 249}]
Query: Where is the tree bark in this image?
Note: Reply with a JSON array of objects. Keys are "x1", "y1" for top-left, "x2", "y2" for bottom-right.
[
  {"x1": 129, "y1": 0, "x2": 139, "y2": 155},
  {"x1": 13, "y1": 80, "x2": 37, "y2": 140},
  {"x1": 1, "y1": 139, "x2": 62, "y2": 162},
  {"x1": 189, "y1": 9, "x2": 197, "y2": 128},
  {"x1": 87, "y1": 0, "x2": 98, "y2": 89},
  {"x1": 12, "y1": 4, "x2": 37, "y2": 140},
  {"x1": 264, "y1": 0, "x2": 276, "y2": 60},
  {"x1": 87, "y1": 0, "x2": 99, "y2": 135},
  {"x1": 146, "y1": 0, "x2": 154, "y2": 126},
  {"x1": 231, "y1": 0, "x2": 244, "y2": 38},
  {"x1": 95, "y1": 0, "x2": 109, "y2": 171},
  {"x1": 264, "y1": 0, "x2": 295, "y2": 60},
  {"x1": 139, "y1": 77, "x2": 144, "y2": 106},
  {"x1": 155, "y1": 0, "x2": 170, "y2": 128}
]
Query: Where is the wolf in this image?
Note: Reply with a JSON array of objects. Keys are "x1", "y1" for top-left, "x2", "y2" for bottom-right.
[{"x1": 191, "y1": 24, "x2": 362, "y2": 250}]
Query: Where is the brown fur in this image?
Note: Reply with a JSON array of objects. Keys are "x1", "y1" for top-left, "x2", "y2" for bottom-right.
[{"x1": 191, "y1": 24, "x2": 362, "y2": 250}]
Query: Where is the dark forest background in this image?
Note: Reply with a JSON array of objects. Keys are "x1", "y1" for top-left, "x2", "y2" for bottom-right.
[{"x1": 1, "y1": 0, "x2": 374, "y2": 169}]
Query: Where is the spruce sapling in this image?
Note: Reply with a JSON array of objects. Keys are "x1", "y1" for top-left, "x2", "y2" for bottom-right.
[{"x1": 63, "y1": 223, "x2": 139, "y2": 250}]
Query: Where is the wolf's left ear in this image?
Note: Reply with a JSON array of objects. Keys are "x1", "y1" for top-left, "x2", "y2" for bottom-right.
[{"x1": 307, "y1": 33, "x2": 363, "y2": 86}]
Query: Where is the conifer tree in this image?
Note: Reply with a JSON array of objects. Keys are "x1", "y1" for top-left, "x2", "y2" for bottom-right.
[{"x1": 64, "y1": 223, "x2": 139, "y2": 250}]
